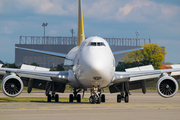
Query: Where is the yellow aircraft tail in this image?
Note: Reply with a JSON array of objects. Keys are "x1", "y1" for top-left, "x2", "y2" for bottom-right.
[{"x1": 77, "y1": 0, "x2": 85, "y2": 46}]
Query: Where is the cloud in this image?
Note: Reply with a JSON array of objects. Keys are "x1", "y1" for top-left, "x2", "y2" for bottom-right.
[
  {"x1": 83, "y1": 0, "x2": 118, "y2": 18},
  {"x1": 0, "y1": 21, "x2": 19, "y2": 34},
  {"x1": 118, "y1": 0, "x2": 152, "y2": 15},
  {"x1": 1, "y1": 0, "x2": 179, "y2": 23},
  {"x1": 112, "y1": 0, "x2": 180, "y2": 23},
  {"x1": 160, "y1": 5, "x2": 180, "y2": 20},
  {"x1": 15, "y1": 0, "x2": 76, "y2": 16},
  {"x1": 1, "y1": 26, "x2": 12, "y2": 34},
  {"x1": 83, "y1": 0, "x2": 180, "y2": 23}
]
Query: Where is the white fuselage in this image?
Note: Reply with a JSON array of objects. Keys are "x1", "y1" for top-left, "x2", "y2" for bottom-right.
[{"x1": 65, "y1": 36, "x2": 115, "y2": 89}]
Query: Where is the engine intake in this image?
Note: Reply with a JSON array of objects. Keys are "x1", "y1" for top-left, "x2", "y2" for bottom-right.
[
  {"x1": 1, "y1": 74, "x2": 23, "y2": 97},
  {"x1": 157, "y1": 75, "x2": 178, "y2": 98}
]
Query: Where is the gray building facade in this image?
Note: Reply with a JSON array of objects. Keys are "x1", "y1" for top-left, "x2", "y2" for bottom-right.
[{"x1": 15, "y1": 36, "x2": 151, "y2": 68}]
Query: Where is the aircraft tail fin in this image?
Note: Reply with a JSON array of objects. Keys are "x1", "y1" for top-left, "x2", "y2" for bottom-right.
[{"x1": 77, "y1": 0, "x2": 85, "y2": 46}]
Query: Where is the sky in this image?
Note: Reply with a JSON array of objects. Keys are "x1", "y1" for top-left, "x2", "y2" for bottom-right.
[{"x1": 0, "y1": 0, "x2": 180, "y2": 64}]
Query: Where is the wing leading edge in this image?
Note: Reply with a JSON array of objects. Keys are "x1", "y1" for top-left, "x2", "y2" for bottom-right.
[
  {"x1": 0, "y1": 64, "x2": 69, "y2": 83},
  {"x1": 16, "y1": 47, "x2": 73, "y2": 60},
  {"x1": 113, "y1": 48, "x2": 143, "y2": 55}
]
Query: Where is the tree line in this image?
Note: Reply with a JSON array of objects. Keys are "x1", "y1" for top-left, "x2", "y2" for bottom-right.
[{"x1": 116, "y1": 44, "x2": 167, "y2": 71}]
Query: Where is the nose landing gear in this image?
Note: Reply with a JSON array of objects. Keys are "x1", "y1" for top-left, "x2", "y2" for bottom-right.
[{"x1": 89, "y1": 89, "x2": 105, "y2": 104}]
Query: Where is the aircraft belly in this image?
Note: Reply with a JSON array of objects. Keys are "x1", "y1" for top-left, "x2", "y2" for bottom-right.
[{"x1": 78, "y1": 75, "x2": 110, "y2": 88}]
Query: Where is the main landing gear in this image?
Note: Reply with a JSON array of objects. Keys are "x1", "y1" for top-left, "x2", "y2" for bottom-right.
[
  {"x1": 46, "y1": 82, "x2": 59, "y2": 102},
  {"x1": 117, "y1": 82, "x2": 130, "y2": 103},
  {"x1": 89, "y1": 89, "x2": 105, "y2": 104},
  {"x1": 47, "y1": 93, "x2": 59, "y2": 102},
  {"x1": 69, "y1": 89, "x2": 82, "y2": 103},
  {"x1": 117, "y1": 92, "x2": 129, "y2": 103}
]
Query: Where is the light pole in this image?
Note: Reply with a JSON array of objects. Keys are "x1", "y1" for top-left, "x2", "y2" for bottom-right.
[
  {"x1": 42, "y1": 23, "x2": 48, "y2": 67},
  {"x1": 70, "y1": 29, "x2": 75, "y2": 37},
  {"x1": 135, "y1": 31, "x2": 140, "y2": 38}
]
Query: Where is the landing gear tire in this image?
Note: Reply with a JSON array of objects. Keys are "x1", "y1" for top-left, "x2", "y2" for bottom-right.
[
  {"x1": 89, "y1": 96, "x2": 96, "y2": 104},
  {"x1": 101, "y1": 94, "x2": 105, "y2": 102},
  {"x1": 117, "y1": 94, "x2": 121, "y2": 103},
  {"x1": 77, "y1": 94, "x2": 81, "y2": 103},
  {"x1": 47, "y1": 94, "x2": 51, "y2": 102},
  {"x1": 69, "y1": 94, "x2": 73, "y2": 102},
  {"x1": 125, "y1": 95, "x2": 129, "y2": 103},
  {"x1": 55, "y1": 94, "x2": 59, "y2": 102},
  {"x1": 96, "y1": 97, "x2": 101, "y2": 104}
]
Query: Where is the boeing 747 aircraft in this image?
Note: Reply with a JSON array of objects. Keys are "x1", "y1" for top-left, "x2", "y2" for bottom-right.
[{"x1": 0, "y1": 0, "x2": 180, "y2": 104}]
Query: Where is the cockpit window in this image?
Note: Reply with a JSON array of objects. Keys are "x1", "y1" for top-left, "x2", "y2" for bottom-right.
[
  {"x1": 97, "y1": 42, "x2": 105, "y2": 46},
  {"x1": 88, "y1": 42, "x2": 105, "y2": 46},
  {"x1": 90, "y1": 42, "x2": 96, "y2": 46}
]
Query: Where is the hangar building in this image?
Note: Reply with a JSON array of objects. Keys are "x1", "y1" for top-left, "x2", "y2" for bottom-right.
[{"x1": 15, "y1": 36, "x2": 151, "y2": 68}]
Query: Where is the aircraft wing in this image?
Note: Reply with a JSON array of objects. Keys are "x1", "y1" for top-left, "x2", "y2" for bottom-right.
[
  {"x1": 0, "y1": 64, "x2": 69, "y2": 84},
  {"x1": 113, "y1": 69, "x2": 180, "y2": 84},
  {"x1": 113, "y1": 48, "x2": 143, "y2": 55},
  {"x1": 16, "y1": 47, "x2": 73, "y2": 60},
  {"x1": 111, "y1": 65, "x2": 180, "y2": 95},
  {"x1": 113, "y1": 65, "x2": 180, "y2": 84},
  {"x1": 0, "y1": 64, "x2": 69, "y2": 97}
]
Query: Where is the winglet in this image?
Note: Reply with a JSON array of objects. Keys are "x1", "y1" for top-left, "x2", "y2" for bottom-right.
[{"x1": 77, "y1": 0, "x2": 85, "y2": 46}]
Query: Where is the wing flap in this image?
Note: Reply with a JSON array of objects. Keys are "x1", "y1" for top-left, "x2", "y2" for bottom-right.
[
  {"x1": 0, "y1": 64, "x2": 6, "y2": 75},
  {"x1": 170, "y1": 64, "x2": 180, "y2": 76},
  {"x1": 125, "y1": 65, "x2": 159, "y2": 81},
  {"x1": 20, "y1": 64, "x2": 50, "y2": 71}
]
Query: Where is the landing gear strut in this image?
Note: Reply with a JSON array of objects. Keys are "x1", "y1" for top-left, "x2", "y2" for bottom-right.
[
  {"x1": 89, "y1": 89, "x2": 105, "y2": 104},
  {"x1": 69, "y1": 89, "x2": 82, "y2": 103}
]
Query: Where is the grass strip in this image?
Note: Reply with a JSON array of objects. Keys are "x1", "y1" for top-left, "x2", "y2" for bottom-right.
[{"x1": 0, "y1": 97, "x2": 89, "y2": 102}]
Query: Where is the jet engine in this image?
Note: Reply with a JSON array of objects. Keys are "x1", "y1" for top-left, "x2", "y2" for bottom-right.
[
  {"x1": 157, "y1": 75, "x2": 178, "y2": 98},
  {"x1": 1, "y1": 74, "x2": 23, "y2": 97}
]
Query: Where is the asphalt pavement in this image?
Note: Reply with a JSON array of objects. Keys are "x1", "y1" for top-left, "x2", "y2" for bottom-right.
[{"x1": 0, "y1": 92, "x2": 180, "y2": 120}]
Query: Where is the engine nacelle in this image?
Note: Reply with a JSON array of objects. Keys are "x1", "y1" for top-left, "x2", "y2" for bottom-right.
[
  {"x1": 1, "y1": 74, "x2": 23, "y2": 97},
  {"x1": 157, "y1": 75, "x2": 178, "y2": 98}
]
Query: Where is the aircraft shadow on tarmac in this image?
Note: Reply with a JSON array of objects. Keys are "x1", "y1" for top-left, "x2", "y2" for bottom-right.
[{"x1": 30, "y1": 101, "x2": 90, "y2": 104}]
